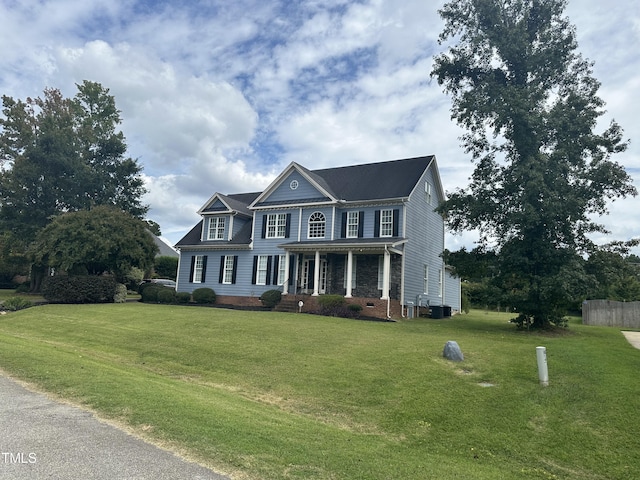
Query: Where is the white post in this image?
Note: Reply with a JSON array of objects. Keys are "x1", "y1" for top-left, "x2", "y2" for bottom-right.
[
  {"x1": 381, "y1": 248, "x2": 390, "y2": 300},
  {"x1": 312, "y1": 250, "x2": 320, "y2": 296},
  {"x1": 536, "y1": 346, "x2": 549, "y2": 387},
  {"x1": 345, "y1": 250, "x2": 353, "y2": 298},
  {"x1": 282, "y1": 253, "x2": 290, "y2": 295}
]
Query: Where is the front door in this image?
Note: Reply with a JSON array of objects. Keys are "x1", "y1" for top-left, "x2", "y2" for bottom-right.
[{"x1": 301, "y1": 257, "x2": 327, "y2": 294}]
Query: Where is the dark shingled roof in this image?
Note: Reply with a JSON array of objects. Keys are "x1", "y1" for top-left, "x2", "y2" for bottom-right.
[
  {"x1": 311, "y1": 155, "x2": 434, "y2": 201},
  {"x1": 175, "y1": 220, "x2": 253, "y2": 248}
]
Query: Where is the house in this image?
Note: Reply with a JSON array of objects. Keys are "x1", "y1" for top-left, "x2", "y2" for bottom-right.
[{"x1": 175, "y1": 155, "x2": 461, "y2": 319}]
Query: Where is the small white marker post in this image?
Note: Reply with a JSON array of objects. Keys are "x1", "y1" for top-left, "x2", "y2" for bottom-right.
[
  {"x1": 298, "y1": 301, "x2": 304, "y2": 313},
  {"x1": 536, "y1": 346, "x2": 549, "y2": 387}
]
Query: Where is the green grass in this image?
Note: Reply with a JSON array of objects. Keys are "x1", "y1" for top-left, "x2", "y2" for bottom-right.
[{"x1": 0, "y1": 303, "x2": 639, "y2": 479}]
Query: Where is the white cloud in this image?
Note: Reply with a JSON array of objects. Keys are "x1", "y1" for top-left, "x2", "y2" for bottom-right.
[{"x1": 0, "y1": 0, "x2": 637, "y2": 253}]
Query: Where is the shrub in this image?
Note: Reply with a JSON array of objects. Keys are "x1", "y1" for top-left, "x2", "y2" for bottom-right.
[
  {"x1": 192, "y1": 287, "x2": 216, "y2": 304},
  {"x1": 2, "y1": 296, "x2": 33, "y2": 311},
  {"x1": 260, "y1": 289, "x2": 282, "y2": 309},
  {"x1": 317, "y1": 295, "x2": 348, "y2": 317},
  {"x1": 157, "y1": 288, "x2": 176, "y2": 304},
  {"x1": 348, "y1": 303, "x2": 363, "y2": 315},
  {"x1": 15, "y1": 284, "x2": 30, "y2": 294},
  {"x1": 175, "y1": 292, "x2": 191, "y2": 304},
  {"x1": 113, "y1": 284, "x2": 128, "y2": 303},
  {"x1": 42, "y1": 276, "x2": 117, "y2": 304},
  {"x1": 140, "y1": 285, "x2": 163, "y2": 303}
]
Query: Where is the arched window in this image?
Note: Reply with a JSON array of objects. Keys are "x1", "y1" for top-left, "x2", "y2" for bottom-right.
[{"x1": 308, "y1": 212, "x2": 326, "y2": 238}]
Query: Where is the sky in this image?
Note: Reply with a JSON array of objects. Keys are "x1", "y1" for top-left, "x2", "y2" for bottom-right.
[{"x1": 1, "y1": 0, "x2": 638, "y2": 253}]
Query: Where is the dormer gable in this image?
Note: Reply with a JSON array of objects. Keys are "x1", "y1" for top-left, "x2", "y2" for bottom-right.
[
  {"x1": 198, "y1": 192, "x2": 255, "y2": 218},
  {"x1": 249, "y1": 162, "x2": 339, "y2": 209}
]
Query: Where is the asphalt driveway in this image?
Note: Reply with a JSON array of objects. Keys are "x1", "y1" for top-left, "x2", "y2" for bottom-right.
[{"x1": 0, "y1": 374, "x2": 230, "y2": 480}]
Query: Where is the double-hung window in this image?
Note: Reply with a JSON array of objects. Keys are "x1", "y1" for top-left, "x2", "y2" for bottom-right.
[
  {"x1": 207, "y1": 217, "x2": 225, "y2": 240},
  {"x1": 423, "y1": 265, "x2": 429, "y2": 294},
  {"x1": 380, "y1": 209, "x2": 393, "y2": 237},
  {"x1": 346, "y1": 211, "x2": 359, "y2": 238},
  {"x1": 222, "y1": 256, "x2": 235, "y2": 284},
  {"x1": 256, "y1": 255, "x2": 269, "y2": 285},
  {"x1": 192, "y1": 255, "x2": 205, "y2": 283},
  {"x1": 277, "y1": 254, "x2": 287, "y2": 285},
  {"x1": 266, "y1": 213, "x2": 287, "y2": 238}
]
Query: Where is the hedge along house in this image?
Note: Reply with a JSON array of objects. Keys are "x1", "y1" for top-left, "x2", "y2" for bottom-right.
[{"x1": 175, "y1": 156, "x2": 461, "y2": 319}]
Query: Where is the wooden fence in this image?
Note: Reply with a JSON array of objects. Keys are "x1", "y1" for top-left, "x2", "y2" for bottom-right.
[{"x1": 582, "y1": 300, "x2": 640, "y2": 328}]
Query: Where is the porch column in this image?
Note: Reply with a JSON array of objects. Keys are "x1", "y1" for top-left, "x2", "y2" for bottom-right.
[
  {"x1": 345, "y1": 250, "x2": 353, "y2": 298},
  {"x1": 381, "y1": 249, "x2": 391, "y2": 300},
  {"x1": 282, "y1": 253, "x2": 290, "y2": 295},
  {"x1": 312, "y1": 250, "x2": 320, "y2": 296}
]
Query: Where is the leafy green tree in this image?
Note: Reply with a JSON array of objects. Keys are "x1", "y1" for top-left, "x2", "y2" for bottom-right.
[
  {"x1": 432, "y1": 0, "x2": 636, "y2": 328},
  {"x1": 31, "y1": 206, "x2": 158, "y2": 283},
  {"x1": 585, "y1": 250, "x2": 640, "y2": 302},
  {"x1": 154, "y1": 256, "x2": 178, "y2": 279},
  {"x1": 0, "y1": 81, "x2": 148, "y2": 289}
]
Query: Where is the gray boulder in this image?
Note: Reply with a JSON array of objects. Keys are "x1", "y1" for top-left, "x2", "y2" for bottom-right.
[{"x1": 443, "y1": 340, "x2": 464, "y2": 361}]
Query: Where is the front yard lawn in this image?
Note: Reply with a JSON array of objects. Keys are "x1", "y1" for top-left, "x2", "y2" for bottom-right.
[{"x1": 0, "y1": 304, "x2": 638, "y2": 479}]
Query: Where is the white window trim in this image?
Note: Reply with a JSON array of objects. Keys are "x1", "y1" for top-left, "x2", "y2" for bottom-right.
[
  {"x1": 222, "y1": 255, "x2": 234, "y2": 284},
  {"x1": 380, "y1": 209, "x2": 393, "y2": 238},
  {"x1": 346, "y1": 211, "x2": 359, "y2": 239},
  {"x1": 207, "y1": 217, "x2": 225, "y2": 240},
  {"x1": 193, "y1": 255, "x2": 205, "y2": 283},
  {"x1": 308, "y1": 212, "x2": 326, "y2": 239},
  {"x1": 266, "y1": 213, "x2": 287, "y2": 239},
  {"x1": 277, "y1": 254, "x2": 287, "y2": 285},
  {"x1": 423, "y1": 265, "x2": 429, "y2": 294},
  {"x1": 256, "y1": 255, "x2": 269, "y2": 285}
]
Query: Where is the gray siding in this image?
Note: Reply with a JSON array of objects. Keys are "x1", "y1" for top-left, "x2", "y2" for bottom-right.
[
  {"x1": 403, "y1": 166, "x2": 451, "y2": 308},
  {"x1": 265, "y1": 171, "x2": 325, "y2": 203}
]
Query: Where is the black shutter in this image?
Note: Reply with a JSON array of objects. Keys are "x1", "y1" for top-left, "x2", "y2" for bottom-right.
[
  {"x1": 285, "y1": 213, "x2": 291, "y2": 238},
  {"x1": 341, "y1": 212, "x2": 347, "y2": 238},
  {"x1": 231, "y1": 256, "x2": 238, "y2": 284},
  {"x1": 288, "y1": 254, "x2": 295, "y2": 286},
  {"x1": 393, "y1": 209, "x2": 400, "y2": 237},
  {"x1": 261, "y1": 214, "x2": 267, "y2": 238},
  {"x1": 272, "y1": 255, "x2": 280, "y2": 285},
  {"x1": 201, "y1": 256, "x2": 208, "y2": 282},
  {"x1": 218, "y1": 255, "x2": 225, "y2": 283},
  {"x1": 374, "y1": 210, "x2": 381, "y2": 237},
  {"x1": 358, "y1": 211, "x2": 365, "y2": 238},
  {"x1": 266, "y1": 256, "x2": 273, "y2": 285},
  {"x1": 252, "y1": 256, "x2": 258, "y2": 284},
  {"x1": 189, "y1": 256, "x2": 196, "y2": 283}
]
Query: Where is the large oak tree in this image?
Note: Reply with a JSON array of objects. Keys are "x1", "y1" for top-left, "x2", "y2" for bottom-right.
[{"x1": 431, "y1": 0, "x2": 636, "y2": 327}]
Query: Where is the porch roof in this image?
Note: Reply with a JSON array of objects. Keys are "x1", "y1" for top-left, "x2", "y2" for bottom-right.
[{"x1": 279, "y1": 237, "x2": 407, "y2": 254}]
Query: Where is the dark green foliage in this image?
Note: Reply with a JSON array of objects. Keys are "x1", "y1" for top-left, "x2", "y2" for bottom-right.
[
  {"x1": 140, "y1": 285, "x2": 163, "y2": 303},
  {"x1": 432, "y1": 0, "x2": 637, "y2": 328},
  {"x1": 317, "y1": 295, "x2": 346, "y2": 309},
  {"x1": 0, "y1": 82, "x2": 148, "y2": 292},
  {"x1": 259, "y1": 289, "x2": 282, "y2": 309},
  {"x1": 156, "y1": 288, "x2": 176, "y2": 304},
  {"x1": 175, "y1": 292, "x2": 191, "y2": 304},
  {"x1": 154, "y1": 256, "x2": 178, "y2": 280},
  {"x1": 316, "y1": 295, "x2": 355, "y2": 318},
  {"x1": 347, "y1": 304, "x2": 363, "y2": 317},
  {"x1": 1, "y1": 296, "x2": 33, "y2": 311},
  {"x1": 192, "y1": 288, "x2": 216, "y2": 304},
  {"x1": 585, "y1": 249, "x2": 640, "y2": 301},
  {"x1": 32, "y1": 206, "x2": 158, "y2": 283},
  {"x1": 42, "y1": 276, "x2": 117, "y2": 304}
]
